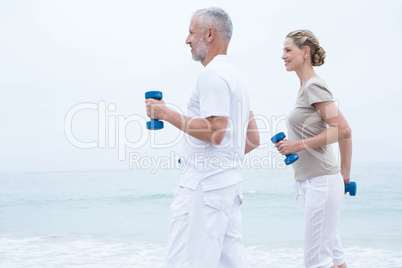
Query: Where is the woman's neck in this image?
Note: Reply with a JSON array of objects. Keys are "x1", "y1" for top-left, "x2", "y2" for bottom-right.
[{"x1": 296, "y1": 65, "x2": 317, "y2": 89}]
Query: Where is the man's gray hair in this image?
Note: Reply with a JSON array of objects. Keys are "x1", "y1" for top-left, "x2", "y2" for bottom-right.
[{"x1": 193, "y1": 7, "x2": 233, "y2": 42}]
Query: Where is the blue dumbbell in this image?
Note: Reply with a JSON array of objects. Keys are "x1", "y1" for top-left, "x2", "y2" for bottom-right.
[
  {"x1": 271, "y1": 132, "x2": 299, "y2": 165},
  {"x1": 145, "y1": 91, "x2": 164, "y2": 130},
  {"x1": 345, "y1": 181, "x2": 357, "y2": 196}
]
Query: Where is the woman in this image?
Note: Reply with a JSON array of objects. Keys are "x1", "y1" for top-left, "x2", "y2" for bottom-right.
[{"x1": 275, "y1": 29, "x2": 352, "y2": 268}]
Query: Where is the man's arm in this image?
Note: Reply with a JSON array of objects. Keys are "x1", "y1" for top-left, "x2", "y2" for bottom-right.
[
  {"x1": 146, "y1": 99, "x2": 228, "y2": 145},
  {"x1": 245, "y1": 111, "x2": 260, "y2": 154}
]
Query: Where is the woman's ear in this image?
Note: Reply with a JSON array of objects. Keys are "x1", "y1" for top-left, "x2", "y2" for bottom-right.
[{"x1": 303, "y1": 46, "x2": 311, "y2": 59}]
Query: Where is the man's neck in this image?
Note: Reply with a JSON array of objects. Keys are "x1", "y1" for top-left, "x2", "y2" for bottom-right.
[{"x1": 202, "y1": 46, "x2": 228, "y2": 67}]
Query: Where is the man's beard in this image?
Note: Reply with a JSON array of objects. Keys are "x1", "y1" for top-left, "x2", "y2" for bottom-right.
[{"x1": 192, "y1": 37, "x2": 209, "y2": 62}]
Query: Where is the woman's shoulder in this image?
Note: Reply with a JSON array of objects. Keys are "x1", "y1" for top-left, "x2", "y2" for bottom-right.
[
  {"x1": 305, "y1": 76, "x2": 328, "y2": 89},
  {"x1": 303, "y1": 76, "x2": 333, "y2": 103}
]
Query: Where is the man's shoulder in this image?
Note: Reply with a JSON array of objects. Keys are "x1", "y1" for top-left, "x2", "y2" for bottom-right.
[{"x1": 201, "y1": 57, "x2": 236, "y2": 79}]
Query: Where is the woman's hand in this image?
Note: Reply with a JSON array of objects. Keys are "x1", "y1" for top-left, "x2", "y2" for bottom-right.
[
  {"x1": 340, "y1": 168, "x2": 351, "y2": 187},
  {"x1": 275, "y1": 140, "x2": 303, "y2": 155}
]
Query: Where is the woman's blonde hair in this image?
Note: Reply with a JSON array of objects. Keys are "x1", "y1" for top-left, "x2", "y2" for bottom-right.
[{"x1": 286, "y1": 30, "x2": 326, "y2": 66}]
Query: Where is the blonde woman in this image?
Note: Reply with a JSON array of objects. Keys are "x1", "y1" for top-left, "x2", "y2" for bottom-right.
[{"x1": 275, "y1": 30, "x2": 352, "y2": 268}]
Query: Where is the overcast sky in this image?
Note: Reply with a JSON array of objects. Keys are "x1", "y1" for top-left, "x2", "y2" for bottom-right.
[{"x1": 1, "y1": 0, "x2": 401, "y2": 172}]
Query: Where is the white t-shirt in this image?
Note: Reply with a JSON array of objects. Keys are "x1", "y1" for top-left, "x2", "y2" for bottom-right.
[{"x1": 179, "y1": 55, "x2": 250, "y2": 191}]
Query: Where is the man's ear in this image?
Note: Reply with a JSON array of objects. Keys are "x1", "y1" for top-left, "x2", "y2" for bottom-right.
[{"x1": 206, "y1": 26, "x2": 215, "y2": 43}]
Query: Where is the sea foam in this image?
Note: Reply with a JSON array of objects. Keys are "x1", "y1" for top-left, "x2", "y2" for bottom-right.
[{"x1": 1, "y1": 236, "x2": 401, "y2": 268}]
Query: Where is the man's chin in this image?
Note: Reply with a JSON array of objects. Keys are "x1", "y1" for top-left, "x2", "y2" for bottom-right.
[
  {"x1": 191, "y1": 52, "x2": 208, "y2": 62},
  {"x1": 192, "y1": 54, "x2": 202, "y2": 62}
]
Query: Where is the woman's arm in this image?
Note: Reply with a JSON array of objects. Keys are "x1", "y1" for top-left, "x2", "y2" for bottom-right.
[
  {"x1": 245, "y1": 111, "x2": 260, "y2": 154},
  {"x1": 275, "y1": 101, "x2": 351, "y2": 154},
  {"x1": 339, "y1": 135, "x2": 352, "y2": 185},
  {"x1": 301, "y1": 101, "x2": 352, "y2": 150}
]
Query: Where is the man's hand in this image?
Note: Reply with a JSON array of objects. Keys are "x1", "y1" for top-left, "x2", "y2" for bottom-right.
[{"x1": 145, "y1": 99, "x2": 167, "y2": 120}]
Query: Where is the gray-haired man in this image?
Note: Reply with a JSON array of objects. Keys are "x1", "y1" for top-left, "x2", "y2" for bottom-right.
[{"x1": 146, "y1": 7, "x2": 259, "y2": 267}]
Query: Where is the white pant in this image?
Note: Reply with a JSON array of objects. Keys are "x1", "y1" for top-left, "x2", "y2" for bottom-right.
[
  {"x1": 295, "y1": 173, "x2": 346, "y2": 268},
  {"x1": 166, "y1": 183, "x2": 249, "y2": 268}
]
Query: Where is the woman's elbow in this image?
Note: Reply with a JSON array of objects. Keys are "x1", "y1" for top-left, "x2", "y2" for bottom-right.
[{"x1": 340, "y1": 127, "x2": 352, "y2": 140}]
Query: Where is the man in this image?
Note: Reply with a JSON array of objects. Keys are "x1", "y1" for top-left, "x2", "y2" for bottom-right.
[{"x1": 145, "y1": 7, "x2": 259, "y2": 268}]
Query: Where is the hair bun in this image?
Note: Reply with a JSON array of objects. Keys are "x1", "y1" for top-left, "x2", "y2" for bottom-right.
[{"x1": 313, "y1": 46, "x2": 326, "y2": 66}]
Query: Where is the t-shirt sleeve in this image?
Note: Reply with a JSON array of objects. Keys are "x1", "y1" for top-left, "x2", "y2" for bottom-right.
[
  {"x1": 197, "y1": 69, "x2": 230, "y2": 118},
  {"x1": 306, "y1": 82, "x2": 334, "y2": 106}
]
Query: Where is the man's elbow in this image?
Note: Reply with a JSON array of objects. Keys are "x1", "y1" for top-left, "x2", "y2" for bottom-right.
[
  {"x1": 207, "y1": 117, "x2": 228, "y2": 145},
  {"x1": 211, "y1": 131, "x2": 226, "y2": 145},
  {"x1": 249, "y1": 133, "x2": 260, "y2": 149},
  {"x1": 253, "y1": 135, "x2": 261, "y2": 148}
]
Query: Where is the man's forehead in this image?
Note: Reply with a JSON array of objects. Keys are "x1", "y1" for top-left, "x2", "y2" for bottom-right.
[{"x1": 189, "y1": 15, "x2": 200, "y2": 29}]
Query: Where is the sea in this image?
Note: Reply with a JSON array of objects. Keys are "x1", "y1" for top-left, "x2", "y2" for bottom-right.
[{"x1": 1, "y1": 162, "x2": 402, "y2": 267}]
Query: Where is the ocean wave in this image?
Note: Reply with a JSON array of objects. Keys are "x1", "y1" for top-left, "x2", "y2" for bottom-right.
[{"x1": 1, "y1": 236, "x2": 401, "y2": 267}]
